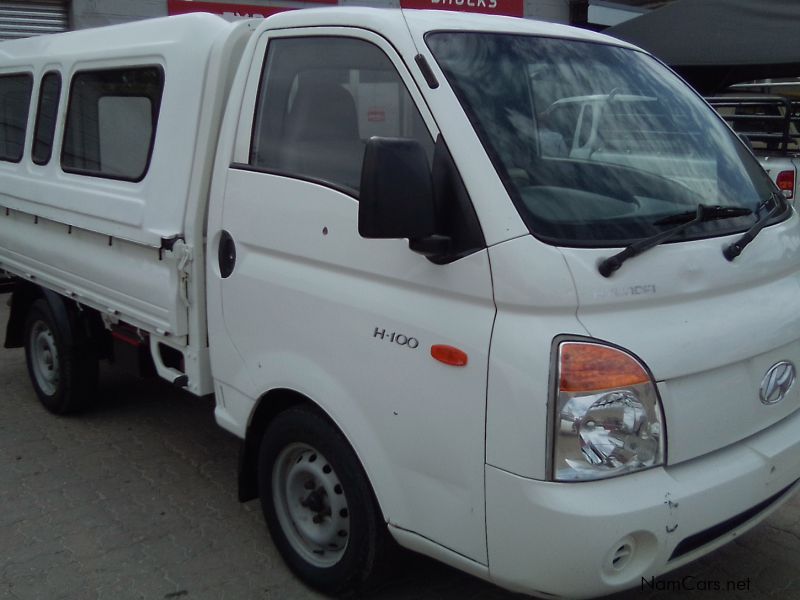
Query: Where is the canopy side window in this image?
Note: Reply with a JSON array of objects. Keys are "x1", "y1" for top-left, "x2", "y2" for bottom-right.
[
  {"x1": 32, "y1": 71, "x2": 62, "y2": 165},
  {"x1": 61, "y1": 66, "x2": 164, "y2": 182},
  {"x1": 0, "y1": 73, "x2": 34, "y2": 163}
]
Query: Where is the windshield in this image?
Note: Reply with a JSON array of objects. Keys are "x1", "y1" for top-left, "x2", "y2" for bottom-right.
[{"x1": 426, "y1": 33, "x2": 781, "y2": 247}]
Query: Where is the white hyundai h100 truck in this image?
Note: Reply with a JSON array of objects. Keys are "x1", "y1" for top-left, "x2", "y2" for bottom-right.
[{"x1": 1, "y1": 8, "x2": 799, "y2": 599}]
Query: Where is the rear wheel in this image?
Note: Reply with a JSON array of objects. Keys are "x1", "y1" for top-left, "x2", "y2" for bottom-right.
[
  {"x1": 23, "y1": 298, "x2": 98, "y2": 414},
  {"x1": 258, "y1": 407, "x2": 387, "y2": 595}
]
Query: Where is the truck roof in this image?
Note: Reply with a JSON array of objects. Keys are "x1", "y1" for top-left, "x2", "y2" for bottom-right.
[
  {"x1": 264, "y1": 7, "x2": 638, "y2": 50},
  {"x1": 0, "y1": 8, "x2": 637, "y2": 65}
]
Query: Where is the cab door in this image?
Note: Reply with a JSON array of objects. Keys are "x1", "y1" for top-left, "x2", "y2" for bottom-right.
[{"x1": 207, "y1": 28, "x2": 495, "y2": 563}]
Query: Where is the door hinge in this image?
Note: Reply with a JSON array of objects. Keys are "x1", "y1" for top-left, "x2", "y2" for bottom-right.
[{"x1": 171, "y1": 240, "x2": 193, "y2": 307}]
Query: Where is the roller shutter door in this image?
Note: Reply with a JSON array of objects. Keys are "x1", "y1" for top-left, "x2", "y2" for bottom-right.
[{"x1": 0, "y1": 1, "x2": 68, "y2": 41}]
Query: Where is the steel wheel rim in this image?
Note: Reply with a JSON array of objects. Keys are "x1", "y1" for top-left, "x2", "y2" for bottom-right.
[
  {"x1": 272, "y1": 442, "x2": 350, "y2": 567},
  {"x1": 29, "y1": 320, "x2": 59, "y2": 396}
]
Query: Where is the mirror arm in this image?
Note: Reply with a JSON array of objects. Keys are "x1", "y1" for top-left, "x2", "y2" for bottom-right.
[{"x1": 409, "y1": 234, "x2": 452, "y2": 258}]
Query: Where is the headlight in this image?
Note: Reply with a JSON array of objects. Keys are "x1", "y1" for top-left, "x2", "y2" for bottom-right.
[{"x1": 551, "y1": 340, "x2": 665, "y2": 482}]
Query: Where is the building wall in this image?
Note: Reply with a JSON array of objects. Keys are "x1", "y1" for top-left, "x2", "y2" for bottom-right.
[
  {"x1": 0, "y1": 1, "x2": 70, "y2": 40},
  {"x1": 526, "y1": 0, "x2": 569, "y2": 22},
  {"x1": 71, "y1": 0, "x2": 167, "y2": 30}
]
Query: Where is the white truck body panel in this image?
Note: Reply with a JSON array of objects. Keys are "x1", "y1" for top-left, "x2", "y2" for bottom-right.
[{"x1": 560, "y1": 212, "x2": 800, "y2": 464}]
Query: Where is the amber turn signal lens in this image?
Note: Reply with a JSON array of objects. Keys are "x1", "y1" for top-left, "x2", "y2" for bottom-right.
[
  {"x1": 431, "y1": 344, "x2": 468, "y2": 367},
  {"x1": 559, "y1": 342, "x2": 649, "y2": 392}
]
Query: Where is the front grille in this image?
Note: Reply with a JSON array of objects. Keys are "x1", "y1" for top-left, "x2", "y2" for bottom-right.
[{"x1": 669, "y1": 479, "x2": 799, "y2": 561}]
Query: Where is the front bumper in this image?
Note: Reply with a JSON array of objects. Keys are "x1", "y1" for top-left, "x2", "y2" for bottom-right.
[{"x1": 485, "y1": 406, "x2": 800, "y2": 599}]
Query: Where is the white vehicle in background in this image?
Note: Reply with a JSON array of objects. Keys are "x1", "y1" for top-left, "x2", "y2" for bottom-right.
[
  {"x1": 1, "y1": 8, "x2": 800, "y2": 599},
  {"x1": 707, "y1": 91, "x2": 800, "y2": 202},
  {"x1": 539, "y1": 92, "x2": 718, "y2": 197}
]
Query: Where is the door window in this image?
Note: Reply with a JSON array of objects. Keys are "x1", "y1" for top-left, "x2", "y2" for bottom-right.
[{"x1": 250, "y1": 36, "x2": 433, "y2": 195}]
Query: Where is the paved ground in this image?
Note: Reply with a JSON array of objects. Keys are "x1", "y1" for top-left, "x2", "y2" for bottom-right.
[{"x1": 1, "y1": 295, "x2": 800, "y2": 600}]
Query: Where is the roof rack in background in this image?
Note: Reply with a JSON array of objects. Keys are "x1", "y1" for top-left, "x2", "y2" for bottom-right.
[{"x1": 706, "y1": 94, "x2": 800, "y2": 154}]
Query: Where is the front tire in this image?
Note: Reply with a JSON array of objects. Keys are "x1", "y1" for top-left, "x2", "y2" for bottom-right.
[
  {"x1": 23, "y1": 298, "x2": 98, "y2": 414},
  {"x1": 258, "y1": 407, "x2": 387, "y2": 595}
]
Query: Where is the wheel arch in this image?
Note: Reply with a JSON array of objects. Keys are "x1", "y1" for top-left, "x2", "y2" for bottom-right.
[
  {"x1": 238, "y1": 387, "x2": 308, "y2": 502},
  {"x1": 238, "y1": 387, "x2": 386, "y2": 525},
  {"x1": 6, "y1": 283, "x2": 58, "y2": 348},
  {"x1": 6, "y1": 283, "x2": 105, "y2": 353}
]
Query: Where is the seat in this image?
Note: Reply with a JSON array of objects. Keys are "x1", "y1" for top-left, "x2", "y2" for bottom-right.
[{"x1": 280, "y1": 80, "x2": 366, "y2": 191}]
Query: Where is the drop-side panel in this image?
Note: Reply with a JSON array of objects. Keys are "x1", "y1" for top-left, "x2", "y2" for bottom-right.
[{"x1": 0, "y1": 208, "x2": 187, "y2": 336}]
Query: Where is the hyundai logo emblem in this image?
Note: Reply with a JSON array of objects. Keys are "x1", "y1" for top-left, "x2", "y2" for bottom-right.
[{"x1": 759, "y1": 361, "x2": 796, "y2": 405}]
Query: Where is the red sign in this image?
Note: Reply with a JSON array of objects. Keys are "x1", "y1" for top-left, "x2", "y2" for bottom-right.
[
  {"x1": 367, "y1": 108, "x2": 386, "y2": 122},
  {"x1": 167, "y1": 0, "x2": 334, "y2": 19},
  {"x1": 400, "y1": 0, "x2": 523, "y2": 17}
]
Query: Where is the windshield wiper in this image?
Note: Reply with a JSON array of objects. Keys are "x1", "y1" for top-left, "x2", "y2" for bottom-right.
[
  {"x1": 599, "y1": 204, "x2": 752, "y2": 277},
  {"x1": 723, "y1": 193, "x2": 784, "y2": 261},
  {"x1": 653, "y1": 205, "x2": 751, "y2": 226}
]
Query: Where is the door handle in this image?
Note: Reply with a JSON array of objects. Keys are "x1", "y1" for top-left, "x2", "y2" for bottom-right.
[{"x1": 218, "y1": 230, "x2": 236, "y2": 278}]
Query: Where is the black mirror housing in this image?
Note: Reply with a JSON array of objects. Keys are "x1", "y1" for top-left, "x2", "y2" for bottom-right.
[{"x1": 358, "y1": 137, "x2": 435, "y2": 239}]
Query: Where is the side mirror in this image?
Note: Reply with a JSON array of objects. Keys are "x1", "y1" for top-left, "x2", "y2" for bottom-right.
[{"x1": 359, "y1": 137, "x2": 436, "y2": 241}]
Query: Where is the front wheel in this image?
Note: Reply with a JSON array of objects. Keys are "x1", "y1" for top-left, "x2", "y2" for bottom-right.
[
  {"x1": 23, "y1": 298, "x2": 98, "y2": 414},
  {"x1": 258, "y1": 407, "x2": 388, "y2": 595}
]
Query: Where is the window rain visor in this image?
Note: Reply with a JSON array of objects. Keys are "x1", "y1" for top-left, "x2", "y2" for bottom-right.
[{"x1": 426, "y1": 33, "x2": 782, "y2": 247}]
